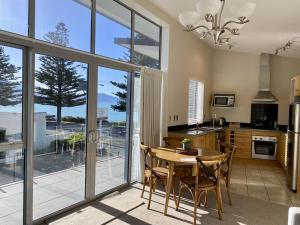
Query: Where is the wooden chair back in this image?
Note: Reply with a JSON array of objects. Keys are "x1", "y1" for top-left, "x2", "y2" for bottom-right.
[
  {"x1": 218, "y1": 141, "x2": 236, "y2": 178},
  {"x1": 195, "y1": 154, "x2": 226, "y2": 188},
  {"x1": 140, "y1": 144, "x2": 155, "y2": 171},
  {"x1": 163, "y1": 136, "x2": 184, "y2": 149}
]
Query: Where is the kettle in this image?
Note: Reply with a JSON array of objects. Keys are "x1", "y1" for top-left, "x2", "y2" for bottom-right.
[{"x1": 218, "y1": 117, "x2": 226, "y2": 126}]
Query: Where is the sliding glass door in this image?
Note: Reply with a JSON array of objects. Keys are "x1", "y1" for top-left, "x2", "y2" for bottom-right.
[
  {"x1": 95, "y1": 67, "x2": 130, "y2": 194},
  {"x1": 33, "y1": 53, "x2": 88, "y2": 219},
  {"x1": 0, "y1": 44, "x2": 24, "y2": 225}
]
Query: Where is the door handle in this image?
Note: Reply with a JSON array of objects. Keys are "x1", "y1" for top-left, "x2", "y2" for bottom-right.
[{"x1": 88, "y1": 129, "x2": 99, "y2": 144}]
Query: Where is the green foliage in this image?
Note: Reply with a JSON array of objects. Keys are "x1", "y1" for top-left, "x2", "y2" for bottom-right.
[
  {"x1": 67, "y1": 132, "x2": 84, "y2": 146},
  {"x1": 0, "y1": 46, "x2": 21, "y2": 106},
  {"x1": 110, "y1": 75, "x2": 127, "y2": 112},
  {"x1": 181, "y1": 138, "x2": 191, "y2": 144},
  {"x1": 62, "y1": 116, "x2": 85, "y2": 124},
  {"x1": 35, "y1": 22, "x2": 87, "y2": 125}
]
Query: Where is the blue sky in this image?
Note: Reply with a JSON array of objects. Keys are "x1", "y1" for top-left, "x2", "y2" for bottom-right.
[{"x1": 0, "y1": 0, "x2": 130, "y2": 120}]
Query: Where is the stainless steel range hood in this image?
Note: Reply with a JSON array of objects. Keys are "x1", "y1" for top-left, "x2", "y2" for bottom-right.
[{"x1": 253, "y1": 53, "x2": 278, "y2": 102}]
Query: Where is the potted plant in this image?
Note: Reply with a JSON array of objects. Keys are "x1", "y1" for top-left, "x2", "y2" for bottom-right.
[{"x1": 181, "y1": 138, "x2": 192, "y2": 150}]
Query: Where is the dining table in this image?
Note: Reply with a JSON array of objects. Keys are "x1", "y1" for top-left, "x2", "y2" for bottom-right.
[{"x1": 151, "y1": 147, "x2": 225, "y2": 216}]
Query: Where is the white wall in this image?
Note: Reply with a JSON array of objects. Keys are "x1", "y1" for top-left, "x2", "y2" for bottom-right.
[
  {"x1": 125, "y1": 0, "x2": 214, "y2": 126},
  {"x1": 212, "y1": 50, "x2": 300, "y2": 125},
  {"x1": 271, "y1": 56, "x2": 300, "y2": 124},
  {"x1": 212, "y1": 50, "x2": 260, "y2": 123}
]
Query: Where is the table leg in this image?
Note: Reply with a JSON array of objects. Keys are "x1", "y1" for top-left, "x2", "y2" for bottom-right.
[
  {"x1": 164, "y1": 162, "x2": 174, "y2": 215},
  {"x1": 217, "y1": 181, "x2": 224, "y2": 213}
]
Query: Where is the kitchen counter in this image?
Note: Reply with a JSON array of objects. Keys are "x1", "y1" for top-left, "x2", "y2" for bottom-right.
[{"x1": 169, "y1": 127, "x2": 224, "y2": 137}]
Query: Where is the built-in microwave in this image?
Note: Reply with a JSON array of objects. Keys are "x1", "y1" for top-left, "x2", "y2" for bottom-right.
[{"x1": 212, "y1": 94, "x2": 235, "y2": 107}]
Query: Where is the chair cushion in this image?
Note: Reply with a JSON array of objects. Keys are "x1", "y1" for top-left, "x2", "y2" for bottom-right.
[
  {"x1": 181, "y1": 176, "x2": 216, "y2": 188},
  {"x1": 153, "y1": 167, "x2": 169, "y2": 178}
]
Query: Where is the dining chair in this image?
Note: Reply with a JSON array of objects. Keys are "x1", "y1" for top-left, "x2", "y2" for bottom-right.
[
  {"x1": 176, "y1": 154, "x2": 226, "y2": 225},
  {"x1": 218, "y1": 141, "x2": 237, "y2": 206},
  {"x1": 140, "y1": 144, "x2": 176, "y2": 209}
]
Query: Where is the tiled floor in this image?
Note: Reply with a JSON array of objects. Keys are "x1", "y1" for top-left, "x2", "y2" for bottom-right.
[
  {"x1": 48, "y1": 183, "x2": 289, "y2": 225},
  {"x1": 229, "y1": 158, "x2": 300, "y2": 206},
  {"x1": 47, "y1": 158, "x2": 296, "y2": 225}
]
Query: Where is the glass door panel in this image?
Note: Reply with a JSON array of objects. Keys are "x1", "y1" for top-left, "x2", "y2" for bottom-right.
[
  {"x1": 95, "y1": 67, "x2": 129, "y2": 194},
  {"x1": 33, "y1": 53, "x2": 88, "y2": 219},
  {"x1": 131, "y1": 73, "x2": 141, "y2": 182},
  {"x1": 0, "y1": 44, "x2": 24, "y2": 225}
]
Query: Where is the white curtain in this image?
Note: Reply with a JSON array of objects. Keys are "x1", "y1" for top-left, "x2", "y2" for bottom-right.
[
  {"x1": 131, "y1": 67, "x2": 165, "y2": 182},
  {"x1": 140, "y1": 67, "x2": 163, "y2": 147}
]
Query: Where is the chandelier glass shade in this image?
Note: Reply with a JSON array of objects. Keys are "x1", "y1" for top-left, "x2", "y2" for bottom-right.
[{"x1": 179, "y1": 0, "x2": 256, "y2": 47}]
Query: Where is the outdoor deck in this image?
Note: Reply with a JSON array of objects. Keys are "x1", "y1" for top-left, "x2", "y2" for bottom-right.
[{"x1": 0, "y1": 156, "x2": 126, "y2": 225}]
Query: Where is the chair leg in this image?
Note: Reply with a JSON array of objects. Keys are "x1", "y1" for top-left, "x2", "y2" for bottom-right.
[
  {"x1": 172, "y1": 181, "x2": 178, "y2": 206},
  {"x1": 226, "y1": 179, "x2": 232, "y2": 206},
  {"x1": 141, "y1": 176, "x2": 146, "y2": 198},
  {"x1": 147, "y1": 176, "x2": 153, "y2": 209},
  {"x1": 214, "y1": 189, "x2": 223, "y2": 220},
  {"x1": 217, "y1": 183, "x2": 224, "y2": 213},
  {"x1": 193, "y1": 191, "x2": 198, "y2": 225},
  {"x1": 153, "y1": 178, "x2": 157, "y2": 192},
  {"x1": 204, "y1": 190, "x2": 208, "y2": 207},
  {"x1": 176, "y1": 182, "x2": 182, "y2": 211}
]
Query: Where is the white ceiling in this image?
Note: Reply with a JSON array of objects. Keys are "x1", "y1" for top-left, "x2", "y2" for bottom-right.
[{"x1": 148, "y1": 0, "x2": 300, "y2": 58}]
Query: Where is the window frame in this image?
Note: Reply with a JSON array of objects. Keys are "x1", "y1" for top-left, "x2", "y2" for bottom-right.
[{"x1": 0, "y1": 0, "x2": 162, "y2": 224}]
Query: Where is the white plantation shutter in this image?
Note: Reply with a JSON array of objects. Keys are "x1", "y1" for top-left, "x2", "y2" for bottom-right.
[{"x1": 188, "y1": 80, "x2": 204, "y2": 125}]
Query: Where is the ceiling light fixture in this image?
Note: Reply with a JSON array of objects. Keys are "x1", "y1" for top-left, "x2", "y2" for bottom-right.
[
  {"x1": 275, "y1": 38, "x2": 300, "y2": 55},
  {"x1": 179, "y1": 0, "x2": 256, "y2": 47}
]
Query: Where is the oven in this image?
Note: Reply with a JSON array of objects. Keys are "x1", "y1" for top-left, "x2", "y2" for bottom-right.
[{"x1": 252, "y1": 136, "x2": 278, "y2": 160}]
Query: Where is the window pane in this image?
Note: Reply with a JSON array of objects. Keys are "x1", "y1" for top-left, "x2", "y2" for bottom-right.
[
  {"x1": 0, "y1": 0, "x2": 28, "y2": 35},
  {"x1": 134, "y1": 15, "x2": 160, "y2": 69},
  {"x1": 0, "y1": 45, "x2": 24, "y2": 225},
  {"x1": 35, "y1": 0, "x2": 91, "y2": 52},
  {"x1": 95, "y1": 67, "x2": 129, "y2": 194},
  {"x1": 33, "y1": 54, "x2": 88, "y2": 219},
  {"x1": 96, "y1": 0, "x2": 131, "y2": 62},
  {"x1": 188, "y1": 80, "x2": 204, "y2": 125},
  {"x1": 131, "y1": 73, "x2": 141, "y2": 182}
]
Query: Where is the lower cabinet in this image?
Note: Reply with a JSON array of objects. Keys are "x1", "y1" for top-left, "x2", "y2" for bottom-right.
[
  {"x1": 226, "y1": 129, "x2": 252, "y2": 159},
  {"x1": 226, "y1": 128, "x2": 287, "y2": 163}
]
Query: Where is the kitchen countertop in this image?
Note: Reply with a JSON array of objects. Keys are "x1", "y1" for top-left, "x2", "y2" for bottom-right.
[
  {"x1": 169, "y1": 127, "x2": 224, "y2": 137},
  {"x1": 169, "y1": 126, "x2": 287, "y2": 137}
]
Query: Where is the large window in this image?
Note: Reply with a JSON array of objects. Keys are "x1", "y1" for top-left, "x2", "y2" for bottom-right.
[
  {"x1": 35, "y1": 0, "x2": 92, "y2": 52},
  {"x1": 188, "y1": 80, "x2": 204, "y2": 125},
  {"x1": 0, "y1": 0, "x2": 28, "y2": 35},
  {"x1": 134, "y1": 14, "x2": 161, "y2": 69},
  {"x1": 0, "y1": 0, "x2": 162, "y2": 224},
  {"x1": 0, "y1": 44, "x2": 24, "y2": 225},
  {"x1": 33, "y1": 53, "x2": 88, "y2": 219},
  {"x1": 95, "y1": 0, "x2": 132, "y2": 62}
]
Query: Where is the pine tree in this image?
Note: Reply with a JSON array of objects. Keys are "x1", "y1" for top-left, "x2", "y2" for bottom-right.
[
  {"x1": 110, "y1": 76, "x2": 127, "y2": 112},
  {"x1": 0, "y1": 46, "x2": 21, "y2": 106},
  {"x1": 35, "y1": 22, "x2": 86, "y2": 126}
]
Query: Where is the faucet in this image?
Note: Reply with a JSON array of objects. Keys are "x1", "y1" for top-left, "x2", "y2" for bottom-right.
[{"x1": 196, "y1": 122, "x2": 200, "y2": 130}]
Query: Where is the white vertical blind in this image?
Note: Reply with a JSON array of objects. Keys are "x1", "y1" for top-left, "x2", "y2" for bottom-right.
[{"x1": 188, "y1": 79, "x2": 204, "y2": 125}]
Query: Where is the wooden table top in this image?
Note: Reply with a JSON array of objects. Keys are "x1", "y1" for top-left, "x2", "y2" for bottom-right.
[{"x1": 152, "y1": 147, "x2": 223, "y2": 164}]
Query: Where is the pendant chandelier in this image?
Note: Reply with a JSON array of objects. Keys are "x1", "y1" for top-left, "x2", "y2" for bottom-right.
[{"x1": 179, "y1": 0, "x2": 256, "y2": 47}]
